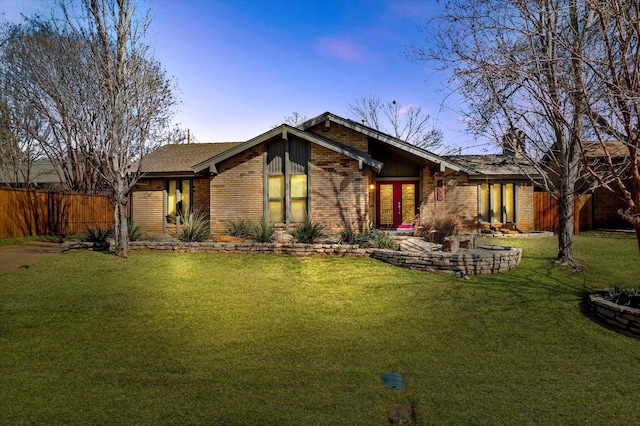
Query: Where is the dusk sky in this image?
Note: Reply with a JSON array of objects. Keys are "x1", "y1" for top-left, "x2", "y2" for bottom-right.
[{"x1": 1, "y1": 0, "x2": 490, "y2": 153}]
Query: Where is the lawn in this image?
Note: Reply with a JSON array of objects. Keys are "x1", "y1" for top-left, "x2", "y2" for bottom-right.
[{"x1": 1, "y1": 231, "x2": 639, "y2": 424}]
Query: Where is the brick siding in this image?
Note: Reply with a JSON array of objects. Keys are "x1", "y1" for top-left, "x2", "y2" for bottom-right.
[
  {"x1": 593, "y1": 187, "x2": 628, "y2": 228},
  {"x1": 308, "y1": 122, "x2": 369, "y2": 152},
  {"x1": 419, "y1": 174, "x2": 535, "y2": 233},
  {"x1": 132, "y1": 179, "x2": 164, "y2": 233},
  {"x1": 310, "y1": 144, "x2": 370, "y2": 233},
  {"x1": 193, "y1": 178, "x2": 210, "y2": 220},
  {"x1": 516, "y1": 184, "x2": 534, "y2": 232},
  {"x1": 210, "y1": 144, "x2": 265, "y2": 233}
]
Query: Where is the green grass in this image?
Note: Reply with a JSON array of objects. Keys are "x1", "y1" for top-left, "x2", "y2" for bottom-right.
[{"x1": 1, "y1": 231, "x2": 639, "y2": 424}]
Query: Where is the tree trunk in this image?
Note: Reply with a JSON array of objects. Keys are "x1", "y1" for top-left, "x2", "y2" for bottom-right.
[
  {"x1": 113, "y1": 196, "x2": 129, "y2": 258},
  {"x1": 556, "y1": 189, "x2": 575, "y2": 264}
]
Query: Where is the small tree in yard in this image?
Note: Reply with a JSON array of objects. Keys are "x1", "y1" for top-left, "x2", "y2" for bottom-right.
[{"x1": 1, "y1": 0, "x2": 178, "y2": 257}]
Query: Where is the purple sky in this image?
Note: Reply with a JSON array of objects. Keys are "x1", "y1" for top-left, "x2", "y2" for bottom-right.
[{"x1": 1, "y1": 0, "x2": 489, "y2": 153}]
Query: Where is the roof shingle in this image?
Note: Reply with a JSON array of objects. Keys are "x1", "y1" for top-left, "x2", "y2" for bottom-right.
[{"x1": 139, "y1": 142, "x2": 243, "y2": 173}]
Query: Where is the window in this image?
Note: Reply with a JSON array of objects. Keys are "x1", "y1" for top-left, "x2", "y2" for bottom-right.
[
  {"x1": 479, "y1": 183, "x2": 516, "y2": 225},
  {"x1": 290, "y1": 174, "x2": 308, "y2": 223},
  {"x1": 268, "y1": 175, "x2": 285, "y2": 222},
  {"x1": 266, "y1": 138, "x2": 310, "y2": 226},
  {"x1": 166, "y1": 179, "x2": 192, "y2": 223}
]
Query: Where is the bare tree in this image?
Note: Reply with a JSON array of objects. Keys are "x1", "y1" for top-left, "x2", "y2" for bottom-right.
[
  {"x1": 0, "y1": 29, "x2": 44, "y2": 188},
  {"x1": 413, "y1": 0, "x2": 599, "y2": 268},
  {"x1": 283, "y1": 112, "x2": 308, "y2": 127},
  {"x1": 1, "y1": 20, "x2": 114, "y2": 193},
  {"x1": 348, "y1": 96, "x2": 444, "y2": 152},
  {"x1": 576, "y1": 0, "x2": 640, "y2": 251},
  {"x1": 0, "y1": 97, "x2": 44, "y2": 187},
  {"x1": 70, "y1": 0, "x2": 178, "y2": 257},
  {"x1": 2, "y1": 0, "x2": 178, "y2": 257},
  {"x1": 271, "y1": 111, "x2": 308, "y2": 129}
]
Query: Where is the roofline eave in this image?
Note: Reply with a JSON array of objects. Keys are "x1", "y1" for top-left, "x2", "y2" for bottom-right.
[
  {"x1": 300, "y1": 112, "x2": 467, "y2": 173},
  {"x1": 192, "y1": 124, "x2": 383, "y2": 174}
]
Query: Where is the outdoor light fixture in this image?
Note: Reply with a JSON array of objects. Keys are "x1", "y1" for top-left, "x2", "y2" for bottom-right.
[{"x1": 369, "y1": 183, "x2": 375, "y2": 190}]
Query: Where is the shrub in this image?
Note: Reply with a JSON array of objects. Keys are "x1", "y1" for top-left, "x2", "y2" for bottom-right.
[
  {"x1": 225, "y1": 218, "x2": 255, "y2": 238},
  {"x1": 82, "y1": 225, "x2": 113, "y2": 243},
  {"x1": 127, "y1": 221, "x2": 144, "y2": 242},
  {"x1": 363, "y1": 229, "x2": 399, "y2": 249},
  {"x1": 178, "y1": 212, "x2": 210, "y2": 242},
  {"x1": 338, "y1": 225, "x2": 357, "y2": 245},
  {"x1": 251, "y1": 216, "x2": 275, "y2": 243},
  {"x1": 418, "y1": 211, "x2": 464, "y2": 244},
  {"x1": 292, "y1": 218, "x2": 325, "y2": 244},
  {"x1": 603, "y1": 287, "x2": 640, "y2": 309}
]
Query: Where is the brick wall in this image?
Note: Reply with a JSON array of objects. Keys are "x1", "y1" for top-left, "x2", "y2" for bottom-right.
[
  {"x1": 193, "y1": 178, "x2": 210, "y2": 220},
  {"x1": 210, "y1": 144, "x2": 265, "y2": 233},
  {"x1": 310, "y1": 144, "x2": 370, "y2": 233},
  {"x1": 308, "y1": 122, "x2": 369, "y2": 152},
  {"x1": 516, "y1": 184, "x2": 534, "y2": 232},
  {"x1": 420, "y1": 173, "x2": 478, "y2": 232},
  {"x1": 593, "y1": 187, "x2": 628, "y2": 228},
  {"x1": 419, "y1": 175, "x2": 535, "y2": 233},
  {"x1": 133, "y1": 178, "x2": 212, "y2": 234},
  {"x1": 132, "y1": 179, "x2": 164, "y2": 233}
]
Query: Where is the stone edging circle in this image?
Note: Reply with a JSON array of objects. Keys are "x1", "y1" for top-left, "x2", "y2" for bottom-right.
[
  {"x1": 62, "y1": 240, "x2": 522, "y2": 276},
  {"x1": 587, "y1": 293, "x2": 640, "y2": 336}
]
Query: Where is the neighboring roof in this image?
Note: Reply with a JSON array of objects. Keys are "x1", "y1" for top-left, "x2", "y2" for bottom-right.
[
  {"x1": 139, "y1": 142, "x2": 243, "y2": 174},
  {"x1": 444, "y1": 154, "x2": 541, "y2": 179},
  {"x1": 583, "y1": 141, "x2": 631, "y2": 158},
  {"x1": 193, "y1": 124, "x2": 384, "y2": 174},
  {"x1": 0, "y1": 159, "x2": 61, "y2": 184},
  {"x1": 298, "y1": 112, "x2": 469, "y2": 173}
]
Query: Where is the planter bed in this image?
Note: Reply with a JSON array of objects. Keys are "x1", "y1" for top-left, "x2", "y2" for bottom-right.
[{"x1": 588, "y1": 293, "x2": 640, "y2": 336}]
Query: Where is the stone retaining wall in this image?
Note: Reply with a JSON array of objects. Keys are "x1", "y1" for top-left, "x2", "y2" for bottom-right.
[
  {"x1": 62, "y1": 240, "x2": 522, "y2": 276},
  {"x1": 588, "y1": 294, "x2": 640, "y2": 336},
  {"x1": 370, "y1": 244, "x2": 522, "y2": 276}
]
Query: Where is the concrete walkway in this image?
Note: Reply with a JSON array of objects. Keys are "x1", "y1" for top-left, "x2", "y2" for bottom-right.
[{"x1": 0, "y1": 242, "x2": 64, "y2": 274}]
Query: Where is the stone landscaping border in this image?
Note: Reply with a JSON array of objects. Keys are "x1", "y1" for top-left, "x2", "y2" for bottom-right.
[
  {"x1": 371, "y1": 244, "x2": 521, "y2": 276},
  {"x1": 587, "y1": 293, "x2": 640, "y2": 336},
  {"x1": 62, "y1": 240, "x2": 522, "y2": 276}
]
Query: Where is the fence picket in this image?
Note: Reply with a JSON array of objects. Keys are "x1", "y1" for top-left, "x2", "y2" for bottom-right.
[{"x1": 0, "y1": 188, "x2": 114, "y2": 238}]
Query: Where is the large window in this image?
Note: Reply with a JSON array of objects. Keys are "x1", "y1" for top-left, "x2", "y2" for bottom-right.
[
  {"x1": 479, "y1": 183, "x2": 516, "y2": 225},
  {"x1": 266, "y1": 138, "x2": 310, "y2": 226},
  {"x1": 166, "y1": 179, "x2": 192, "y2": 223}
]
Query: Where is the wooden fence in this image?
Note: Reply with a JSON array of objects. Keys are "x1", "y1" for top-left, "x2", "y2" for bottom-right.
[
  {"x1": 534, "y1": 192, "x2": 592, "y2": 234},
  {"x1": 0, "y1": 187, "x2": 114, "y2": 238}
]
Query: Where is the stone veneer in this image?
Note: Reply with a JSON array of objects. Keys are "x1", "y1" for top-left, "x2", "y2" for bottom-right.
[
  {"x1": 588, "y1": 293, "x2": 640, "y2": 336},
  {"x1": 62, "y1": 240, "x2": 522, "y2": 276}
]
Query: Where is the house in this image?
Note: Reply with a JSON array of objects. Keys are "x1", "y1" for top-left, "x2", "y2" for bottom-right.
[
  {"x1": 0, "y1": 159, "x2": 63, "y2": 190},
  {"x1": 132, "y1": 112, "x2": 539, "y2": 236},
  {"x1": 580, "y1": 141, "x2": 635, "y2": 229}
]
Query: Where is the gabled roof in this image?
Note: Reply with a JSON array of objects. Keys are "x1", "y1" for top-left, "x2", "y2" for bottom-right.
[
  {"x1": 444, "y1": 154, "x2": 542, "y2": 179},
  {"x1": 139, "y1": 142, "x2": 243, "y2": 174},
  {"x1": 193, "y1": 124, "x2": 384, "y2": 174},
  {"x1": 298, "y1": 111, "x2": 469, "y2": 173}
]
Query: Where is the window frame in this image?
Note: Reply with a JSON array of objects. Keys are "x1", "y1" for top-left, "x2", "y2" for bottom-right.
[
  {"x1": 165, "y1": 179, "x2": 193, "y2": 225},
  {"x1": 265, "y1": 139, "x2": 310, "y2": 228},
  {"x1": 478, "y1": 182, "x2": 517, "y2": 227}
]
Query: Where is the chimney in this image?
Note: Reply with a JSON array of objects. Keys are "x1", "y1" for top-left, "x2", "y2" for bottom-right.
[{"x1": 502, "y1": 128, "x2": 526, "y2": 157}]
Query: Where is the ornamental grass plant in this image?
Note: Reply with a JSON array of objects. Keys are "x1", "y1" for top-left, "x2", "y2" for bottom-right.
[{"x1": 1, "y1": 231, "x2": 639, "y2": 424}]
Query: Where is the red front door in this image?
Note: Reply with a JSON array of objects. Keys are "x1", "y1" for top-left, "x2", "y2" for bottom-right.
[{"x1": 376, "y1": 181, "x2": 417, "y2": 229}]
